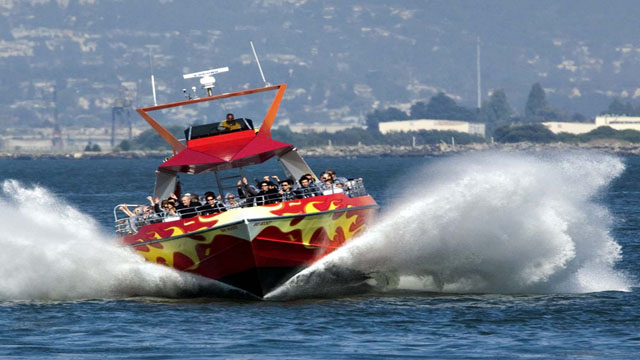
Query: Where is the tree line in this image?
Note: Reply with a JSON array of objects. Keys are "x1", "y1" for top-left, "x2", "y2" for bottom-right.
[
  {"x1": 118, "y1": 83, "x2": 640, "y2": 150},
  {"x1": 365, "y1": 82, "x2": 640, "y2": 143},
  {"x1": 366, "y1": 83, "x2": 589, "y2": 135}
]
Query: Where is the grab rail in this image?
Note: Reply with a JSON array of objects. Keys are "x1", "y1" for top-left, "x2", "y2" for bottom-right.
[{"x1": 114, "y1": 178, "x2": 369, "y2": 236}]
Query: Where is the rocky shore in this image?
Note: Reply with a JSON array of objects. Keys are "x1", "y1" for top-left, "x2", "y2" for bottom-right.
[
  {"x1": 299, "y1": 140, "x2": 640, "y2": 157},
  {"x1": 2, "y1": 140, "x2": 640, "y2": 160}
]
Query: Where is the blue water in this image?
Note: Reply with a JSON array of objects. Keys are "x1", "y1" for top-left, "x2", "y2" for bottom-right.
[{"x1": 1, "y1": 152, "x2": 639, "y2": 358}]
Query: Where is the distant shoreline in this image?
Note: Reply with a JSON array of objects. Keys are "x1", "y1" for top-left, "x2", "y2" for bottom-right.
[{"x1": 2, "y1": 141, "x2": 640, "y2": 160}]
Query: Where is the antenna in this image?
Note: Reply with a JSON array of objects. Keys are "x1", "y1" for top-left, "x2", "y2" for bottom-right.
[
  {"x1": 250, "y1": 40, "x2": 270, "y2": 86},
  {"x1": 183, "y1": 67, "x2": 229, "y2": 96},
  {"x1": 151, "y1": 75, "x2": 158, "y2": 106},
  {"x1": 476, "y1": 36, "x2": 481, "y2": 109},
  {"x1": 149, "y1": 49, "x2": 158, "y2": 106}
]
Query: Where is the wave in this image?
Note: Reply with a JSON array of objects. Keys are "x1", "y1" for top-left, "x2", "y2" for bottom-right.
[
  {"x1": 0, "y1": 180, "x2": 235, "y2": 301},
  {"x1": 267, "y1": 151, "x2": 632, "y2": 299}
]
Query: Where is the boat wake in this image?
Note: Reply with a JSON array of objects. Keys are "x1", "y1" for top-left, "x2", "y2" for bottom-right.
[
  {"x1": 266, "y1": 151, "x2": 632, "y2": 300},
  {"x1": 0, "y1": 180, "x2": 246, "y2": 302},
  {"x1": 0, "y1": 151, "x2": 632, "y2": 302}
]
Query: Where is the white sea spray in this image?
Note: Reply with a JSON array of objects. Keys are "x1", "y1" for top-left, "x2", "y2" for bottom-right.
[
  {"x1": 0, "y1": 180, "x2": 220, "y2": 301},
  {"x1": 268, "y1": 151, "x2": 631, "y2": 299}
]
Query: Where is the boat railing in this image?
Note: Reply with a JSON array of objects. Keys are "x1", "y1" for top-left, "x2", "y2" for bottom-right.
[{"x1": 114, "y1": 178, "x2": 369, "y2": 236}]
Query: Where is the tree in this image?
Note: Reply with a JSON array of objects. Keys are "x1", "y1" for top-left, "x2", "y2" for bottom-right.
[
  {"x1": 524, "y1": 83, "x2": 547, "y2": 118},
  {"x1": 409, "y1": 101, "x2": 428, "y2": 119},
  {"x1": 494, "y1": 124, "x2": 556, "y2": 143},
  {"x1": 479, "y1": 89, "x2": 514, "y2": 135},
  {"x1": 604, "y1": 98, "x2": 634, "y2": 115},
  {"x1": 117, "y1": 126, "x2": 184, "y2": 150},
  {"x1": 365, "y1": 107, "x2": 408, "y2": 131},
  {"x1": 425, "y1": 92, "x2": 476, "y2": 121},
  {"x1": 571, "y1": 113, "x2": 588, "y2": 123}
]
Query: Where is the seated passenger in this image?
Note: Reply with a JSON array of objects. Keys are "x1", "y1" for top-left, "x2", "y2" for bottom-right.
[
  {"x1": 279, "y1": 179, "x2": 296, "y2": 201},
  {"x1": 326, "y1": 169, "x2": 348, "y2": 187},
  {"x1": 321, "y1": 176, "x2": 343, "y2": 195},
  {"x1": 175, "y1": 193, "x2": 198, "y2": 218},
  {"x1": 237, "y1": 177, "x2": 258, "y2": 204},
  {"x1": 191, "y1": 193, "x2": 202, "y2": 207},
  {"x1": 118, "y1": 204, "x2": 146, "y2": 232},
  {"x1": 303, "y1": 173, "x2": 315, "y2": 185},
  {"x1": 224, "y1": 193, "x2": 243, "y2": 208},
  {"x1": 295, "y1": 176, "x2": 322, "y2": 199},
  {"x1": 255, "y1": 181, "x2": 279, "y2": 206},
  {"x1": 163, "y1": 201, "x2": 180, "y2": 222},
  {"x1": 319, "y1": 173, "x2": 332, "y2": 188},
  {"x1": 197, "y1": 192, "x2": 226, "y2": 215}
]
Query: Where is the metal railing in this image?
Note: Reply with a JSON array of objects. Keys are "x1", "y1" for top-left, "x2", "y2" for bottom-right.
[{"x1": 114, "y1": 178, "x2": 369, "y2": 236}]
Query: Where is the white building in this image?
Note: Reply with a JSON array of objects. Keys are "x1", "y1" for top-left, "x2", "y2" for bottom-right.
[
  {"x1": 283, "y1": 123, "x2": 366, "y2": 133},
  {"x1": 544, "y1": 115, "x2": 640, "y2": 134},
  {"x1": 379, "y1": 119, "x2": 485, "y2": 137}
]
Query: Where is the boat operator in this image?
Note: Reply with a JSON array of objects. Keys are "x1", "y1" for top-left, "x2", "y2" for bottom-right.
[{"x1": 218, "y1": 113, "x2": 243, "y2": 132}]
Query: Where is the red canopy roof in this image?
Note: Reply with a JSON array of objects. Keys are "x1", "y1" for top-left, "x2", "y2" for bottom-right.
[
  {"x1": 135, "y1": 84, "x2": 293, "y2": 174},
  {"x1": 159, "y1": 129, "x2": 293, "y2": 174}
]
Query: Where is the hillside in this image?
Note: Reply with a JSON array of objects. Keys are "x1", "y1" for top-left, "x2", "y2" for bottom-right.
[{"x1": 1, "y1": 0, "x2": 640, "y2": 130}]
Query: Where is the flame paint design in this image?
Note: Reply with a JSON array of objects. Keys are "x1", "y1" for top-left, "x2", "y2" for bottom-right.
[{"x1": 121, "y1": 194, "x2": 376, "y2": 281}]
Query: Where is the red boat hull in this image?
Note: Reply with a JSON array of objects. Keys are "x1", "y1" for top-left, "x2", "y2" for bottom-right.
[{"x1": 121, "y1": 194, "x2": 377, "y2": 297}]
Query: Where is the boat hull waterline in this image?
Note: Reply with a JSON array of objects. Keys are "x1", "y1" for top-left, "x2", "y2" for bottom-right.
[{"x1": 121, "y1": 194, "x2": 377, "y2": 298}]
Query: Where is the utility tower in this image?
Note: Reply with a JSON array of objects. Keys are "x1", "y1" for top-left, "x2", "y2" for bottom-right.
[
  {"x1": 111, "y1": 84, "x2": 136, "y2": 148},
  {"x1": 51, "y1": 85, "x2": 63, "y2": 150}
]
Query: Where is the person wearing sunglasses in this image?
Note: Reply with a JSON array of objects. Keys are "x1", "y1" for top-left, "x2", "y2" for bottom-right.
[
  {"x1": 254, "y1": 180, "x2": 279, "y2": 206},
  {"x1": 279, "y1": 179, "x2": 296, "y2": 201},
  {"x1": 197, "y1": 192, "x2": 226, "y2": 215}
]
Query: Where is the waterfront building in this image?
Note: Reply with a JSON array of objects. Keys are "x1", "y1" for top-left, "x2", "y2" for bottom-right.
[
  {"x1": 544, "y1": 115, "x2": 640, "y2": 135},
  {"x1": 379, "y1": 119, "x2": 485, "y2": 137}
]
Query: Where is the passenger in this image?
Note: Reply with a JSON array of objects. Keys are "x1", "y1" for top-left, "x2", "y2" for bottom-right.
[
  {"x1": 295, "y1": 176, "x2": 322, "y2": 199},
  {"x1": 237, "y1": 177, "x2": 258, "y2": 199},
  {"x1": 224, "y1": 193, "x2": 242, "y2": 208},
  {"x1": 279, "y1": 179, "x2": 296, "y2": 201},
  {"x1": 146, "y1": 196, "x2": 165, "y2": 216},
  {"x1": 118, "y1": 204, "x2": 145, "y2": 232},
  {"x1": 326, "y1": 169, "x2": 348, "y2": 187},
  {"x1": 118, "y1": 203, "x2": 135, "y2": 218},
  {"x1": 158, "y1": 199, "x2": 169, "y2": 213},
  {"x1": 303, "y1": 173, "x2": 315, "y2": 185},
  {"x1": 175, "y1": 193, "x2": 198, "y2": 218},
  {"x1": 321, "y1": 176, "x2": 343, "y2": 195},
  {"x1": 191, "y1": 193, "x2": 202, "y2": 207},
  {"x1": 309, "y1": 174, "x2": 323, "y2": 194},
  {"x1": 264, "y1": 175, "x2": 281, "y2": 187},
  {"x1": 198, "y1": 192, "x2": 226, "y2": 215},
  {"x1": 319, "y1": 173, "x2": 332, "y2": 188},
  {"x1": 255, "y1": 180, "x2": 279, "y2": 206},
  {"x1": 218, "y1": 113, "x2": 243, "y2": 132},
  {"x1": 163, "y1": 201, "x2": 180, "y2": 222}
]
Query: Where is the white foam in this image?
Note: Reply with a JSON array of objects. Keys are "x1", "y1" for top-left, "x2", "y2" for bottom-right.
[
  {"x1": 268, "y1": 151, "x2": 631, "y2": 299},
  {"x1": 0, "y1": 180, "x2": 218, "y2": 301}
]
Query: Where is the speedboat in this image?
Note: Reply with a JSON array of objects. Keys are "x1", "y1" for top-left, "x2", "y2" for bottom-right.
[{"x1": 115, "y1": 68, "x2": 378, "y2": 298}]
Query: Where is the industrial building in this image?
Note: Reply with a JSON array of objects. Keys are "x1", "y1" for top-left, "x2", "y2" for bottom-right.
[
  {"x1": 378, "y1": 119, "x2": 486, "y2": 137},
  {"x1": 544, "y1": 115, "x2": 640, "y2": 134}
]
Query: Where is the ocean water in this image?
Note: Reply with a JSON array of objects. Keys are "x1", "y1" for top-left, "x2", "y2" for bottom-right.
[{"x1": 0, "y1": 151, "x2": 639, "y2": 358}]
